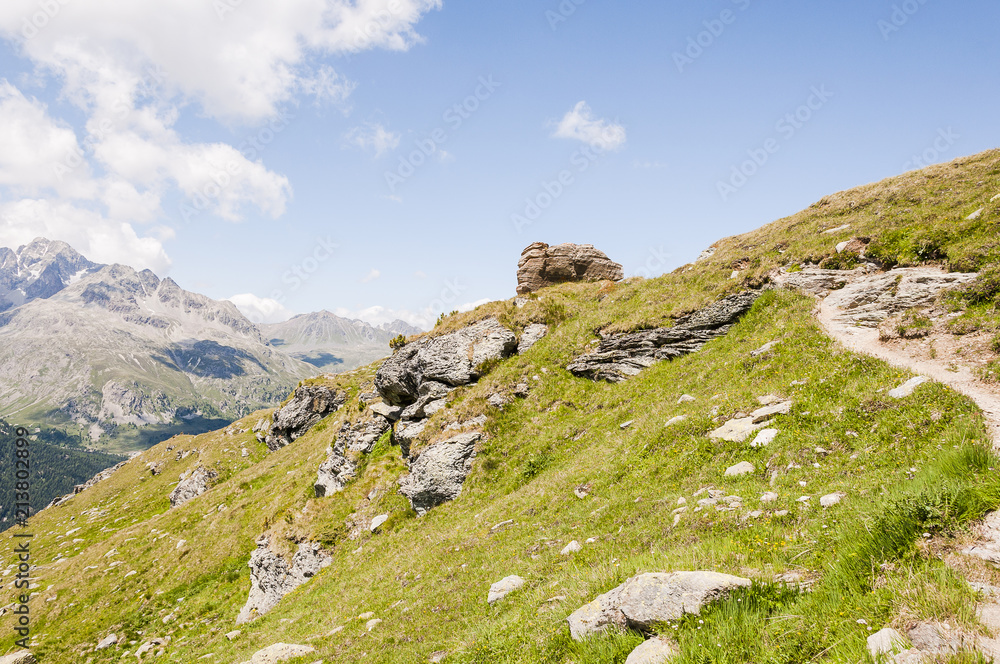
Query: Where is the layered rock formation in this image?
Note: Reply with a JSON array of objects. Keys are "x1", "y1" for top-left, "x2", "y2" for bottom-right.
[
  {"x1": 314, "y1": 413, "x2": 391, "y2": 497},
  {"x1": 169, "y1": 466, "x2": 218, "y2": 508},
  {"x1": 236, "y1": 538, "x2": 331, "y2": 624},
  {"x1": 398, "y1": 432, "x2": 480, "y2": 516},
  {"x1": 516, "y1": 242, "x2": 624, "y2": 295},
  {"x1": 567, "y1": 291, "x2": 760, "y2": 382},
  {"x1": 255, "y1": 385, "x2": 347, "y2": 451}
]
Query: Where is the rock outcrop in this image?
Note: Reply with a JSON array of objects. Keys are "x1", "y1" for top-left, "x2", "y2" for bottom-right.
[
  {"x1": 256, "y1": 385, "x2": 347, "y2": 451},
  {"x1": 45, "y1": 459, "x2": 129, "y2": 509},
  {"x1": 399, "y1": 432, "x2": 480, "y2": 515},
  {"x1": 567, "y1": 571, "x2": 751, "y2": 641},
  {"x1": 516, "y1": 242, "x2": 624, "y2": 295},
  {"x1": 567, "y1": 291, "x2": 760, "y2": 382},
  {"x1": 313, "y1": 413, "x2": 391, "y2": 497},
  {"x1": 236, "y1": 538, "x2": 331, "y2": 625},
  {"x1": 0, "y1": 651, "x2": 36, "y2": 664},
  {"x1": 375, "y1": 318, "x2": 517, "y2": 407},
  {"x1": 168, "y1": 466, "x2": 218, "y2": 508},
  {"x1": 775, "y1": 266, "x2": 977, "y2": 325},
  {"x1": 517, "y1": 323, "x2": 549, "y2": 353}
]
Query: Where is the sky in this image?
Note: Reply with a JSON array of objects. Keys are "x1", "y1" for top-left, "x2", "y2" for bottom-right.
[{"x1": 0, "y1": 0, "x2": 998, "y2": 330}]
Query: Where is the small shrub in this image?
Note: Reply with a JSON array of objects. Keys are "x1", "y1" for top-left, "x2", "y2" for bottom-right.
[
  {"x1": 389, "y1": 334, "x2": 407, "y2": 350},
  {"x1": 522, "y1": 450, "x2": 554, "y2": 480},
  {"x1": 992, "y1": 333, "x2": 1000, "y2": 354},
  {"x1": 474, "y1": 357, "x2": 502, "y2": 377},
  {"x1": 957, "y1": 268, "x2": 1000, "y2": 307},
  {"x1": 819, "y1": 252, "x2": 860, "y2": 270},
  {"x1": 896, "y1": 310, "x2": 933, "y2": 338}
]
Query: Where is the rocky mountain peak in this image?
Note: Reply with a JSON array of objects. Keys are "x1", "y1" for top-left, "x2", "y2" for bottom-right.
[{"x1": 0, "y1": 237, "x2": 101, "y2": 311}]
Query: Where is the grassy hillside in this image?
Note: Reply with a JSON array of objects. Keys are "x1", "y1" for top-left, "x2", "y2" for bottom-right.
[{"x1": 5, "y1": 150, "x2": 1000, "y2": 663}]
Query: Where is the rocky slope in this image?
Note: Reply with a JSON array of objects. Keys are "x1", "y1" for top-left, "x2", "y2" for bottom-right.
[
  {"x1": 262, "y1": 311, "x2": 421, "y2": 374},
  {"x1": 7, "y1": 151, "x2": 1000, "y2": 663}
]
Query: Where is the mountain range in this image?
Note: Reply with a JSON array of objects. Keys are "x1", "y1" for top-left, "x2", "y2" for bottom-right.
[{"x1": 0, "y1": 238, "x2": 419, "y2": 450}]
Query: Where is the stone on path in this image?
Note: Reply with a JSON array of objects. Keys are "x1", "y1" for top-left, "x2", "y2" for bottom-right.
[
  {"x1": 888, "y1": 376, "x2": 930, "y2": 399},
  {"x1": 488, "y1": 575, "x2": 526, "y2": 605},
  {"x1": 625, "y1": 637, "x2": 678, "y2": 664}
]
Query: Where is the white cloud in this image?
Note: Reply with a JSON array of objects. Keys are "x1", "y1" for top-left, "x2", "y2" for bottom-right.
[
  {"x1": 344, "y1": 122, "x2": 400, "y2": 157},
  {"x1": 361, "y1": 268, "x2": 381, "y2": 283},
  {"x1": 0, "y1": 199, "x2": 171, "y2": 272},
  {"x1": 0, "y1": 0, "x2": 441, "y2": 269},
  {"x1": 0, "y1": 81, "x2": 94, "y2": 197},
  {"x1": 553, "y1": 101, "x2": 627, "y2": 151},
  {"x1": 228, "y1": 293, "x2": 294, "y2": 325},
  {"x1": 0, "y1": 0, "x2": 442, "y2": 124}
]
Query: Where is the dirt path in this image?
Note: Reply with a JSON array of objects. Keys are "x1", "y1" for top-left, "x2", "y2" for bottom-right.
[{"x1": 815, "y1": 283, "x2": 1000, "y2": 448}]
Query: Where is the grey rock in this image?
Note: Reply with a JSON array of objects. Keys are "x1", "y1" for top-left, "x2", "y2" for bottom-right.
[
  {"x1": 168, "y1": 466, "x2": 218, "y2": 508},
  {"x1": 392, "y1": 419, "x2": 428, "y2": 459},
  {"x1": 262, "y1": 385, "x2": 347, "y2": 451},
  {"x1": 772, "y1": 266, "x2": 859, "y2": 295},
  {"x1": 488, "y1": 575, "x2": 526, "y2": 604},
  {"x1": 369, "y1": 402, "x2": 402, "y2": 422},
  {"x1": 516, "y1": 242, "x2": 624, "y2": 295},
  {"x1": 907, "y1": 622, "x2": 967, "y2": 654},
  {"x1": 725, "y1": 462, "x2": 754, "y2": 477},
  {"x1": 567, "y1": 291, "x2": 760, "y2": 382},
  {"x1": 560, "y1": 540, "x2": 582, "y2": 555},
  {"x1": 751, "y1": 401, "x2": 792, "y2": 421},
  {"x1": 677, "y1": 394, "x2": 696, "y2": 404},
  {"x1": 399, "y1": 432, "x2": 481, "y2": 515},
  {"x1": 750, "y1": 340, "x2": 780, "y2": 357},
  {"x1": 625, "y1": 637, "x2": 677, "y2": 664},
  {"x1": 512, "y1": 383, "x2": 530, "y2": 398},
  {"x1": 567, "y1": 571, "x2": 751, "y2": 640},
  {"x1": 518, "y1": 323, "x2": 550, "y2": 353},
  {"x1": 236, "y1": 538, "x2": 331, "y2": 624},
  {"x1": 243, "y1": 643, "x2": 316, "y2": 664},
  {"x1": 709, "y1": 417, "x2": 768, "y2": 443},
  {"x1": 867, "y1": 627, "x2": 907, "y2": 657},
  {"x1": 375, "y1": 319, "x2": 517, "y2": 406},
  {"x1": 760, "y1": 492, "x2": 778, "y2": 503},
  {"x1": 820, "y1": 492, "x2": 844, "y2": 507},
  {"x1": 96, "y1": 633, "x2": 118, "y2": 650},
  {"x1": 341, "y1": 414, "x2": 391, "y2": 454},
  {"x1": 370, "y1": 514, "x2": 389, "y2": 532},
  {"x1": 314, "y1": 438, "x2": 356, "y2": 498},
  {"x1": 487, "y1": 393, "x2": 511, "y2": 409},
  {"x1": 822, "y1": 268, "x2": 978, "y2": 326},
  {"x1": 888, "y1": 376, "x2": 930, "y2": 399},
  {"x1": 0, "y1": 652, "x2": 36, "y2": 664},
  {"x1": 226, "y1": 630, "x2": 241, "y2": 641}
]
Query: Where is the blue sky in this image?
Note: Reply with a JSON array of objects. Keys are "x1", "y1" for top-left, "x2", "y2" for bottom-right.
[{"x1": 0, "y1": 0, "x2": 997, "y2": 328}]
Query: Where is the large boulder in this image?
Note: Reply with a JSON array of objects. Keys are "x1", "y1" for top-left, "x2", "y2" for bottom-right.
[
  {"x1": 168, "y1": 466, "x2": 218, "y2": 508},
  {"x1": 516, "y1": 242, "x2": 624, "y2": 295},
  {"x1": 568, "y1": 291, "x2": 760, "y2": 382},
  {"x1": 375, "y1": 319, "x2": 517, "y2": 407},
  {"x1": 567, "y1": 571, "x2": 751, "y2": 641},
  {"x1": 236, "y1": 538, "x2": 331, "y2": 624},
  {"x1": 259, "y1": 385, "x2": 347, "y2": 451},
  {"x1": 399, "y1": 432, "x2": 480, "y2": 515}
]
